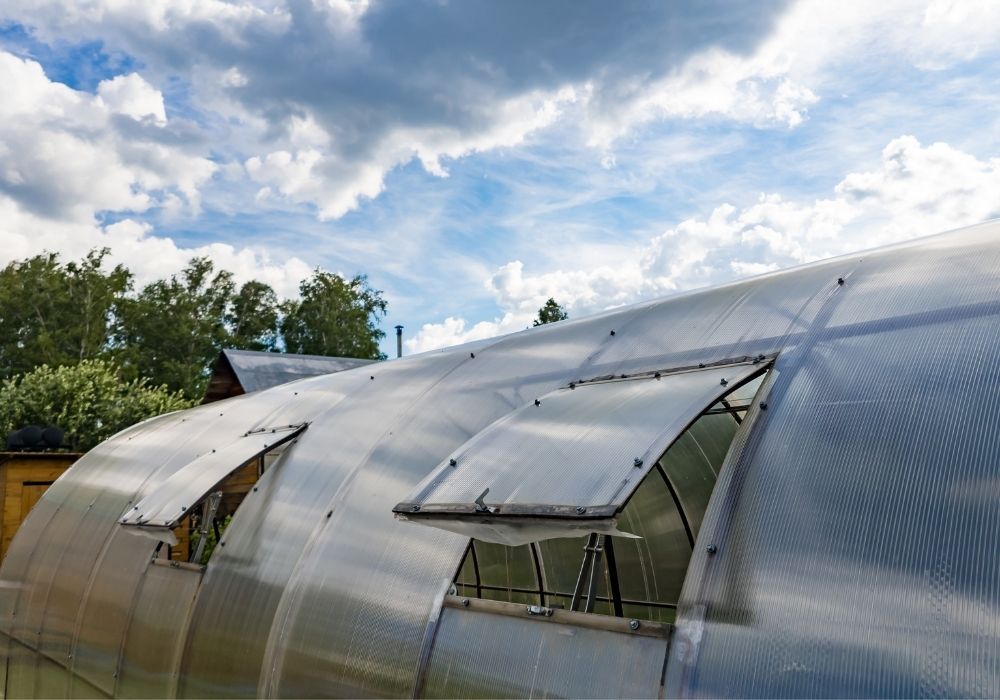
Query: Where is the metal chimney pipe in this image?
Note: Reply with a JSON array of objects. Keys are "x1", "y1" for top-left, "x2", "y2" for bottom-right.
[{"x1": 395, "y1": 325, "x2": 404, "y2": 358}]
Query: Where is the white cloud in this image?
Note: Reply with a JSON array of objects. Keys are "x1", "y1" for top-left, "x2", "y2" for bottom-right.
[
  {"x1": 0, "y1": 50, "x2": 310, "y2": 296},
  {"x1": 407, "y1": 136, "x2": 1000, "y2": 352},
  {"x1": 245, "y1": 86, "x2": 578, "y2": 219},
  {"x1": 97, "y1": 73, "x2": 167, "y2": 125},
  {"x1": 0, "y1": 202, "x2": 312, "y2": 298},
  {"x1": 0, "y1": 0, "x2": 793, "y2": 219},
  {"x1": 0, "y1": 50, "x2": 213, "y2": 219},
  {"x1": 7, "y1": 0, "x2": 1000, "y2": 223},
  {"x1": 585, "y1": 0, "x2": 1000, "y2": 148}
]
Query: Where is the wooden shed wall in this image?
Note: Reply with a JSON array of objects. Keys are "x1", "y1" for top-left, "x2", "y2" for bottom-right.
[{"x1": 0, "y1": 453, "x2": 79, "y2": 560}]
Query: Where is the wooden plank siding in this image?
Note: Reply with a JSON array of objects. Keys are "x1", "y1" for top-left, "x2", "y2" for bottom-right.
[{"x1": 0, "y1": 453, "x2": 79, "y2": 561}]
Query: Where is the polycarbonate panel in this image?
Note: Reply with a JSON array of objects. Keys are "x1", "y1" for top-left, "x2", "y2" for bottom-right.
[
  {"x1": 667, "y1": 238, "x2": 1000, "y2": 696},
  {"x1": 397, "y1": 363, "x2": 761, "y2": 521},
  {"x1": 176, "y1": 370, "x2": 378, "y2": 697},
  {"x1": 473, "y1": 541, "x2": 536, "y2": 592},
  {"x1": 69, "y1": 530, "x2": 157, "y2": 694},
  {"x1": 117, "y1": 562, "x2": 202, "y2": 698},
  {"x1": 421, "y1": 606, "x2": 668, "y2": 698},
  {"x1": 660, "y1": 412, "x2": 739, "y2": 537},
  {"x1": 121, "y1": 423, "x2": 306, "y2": 528},
  {"x1": 537, "y1": 536, "x2": 589, "y2": 595},
  {"x1": 248, "y1": 350, "x2": 490, "y2": 699},
  {"x1": 613, "y1": 471, "x2": 692, "y2": 606}
]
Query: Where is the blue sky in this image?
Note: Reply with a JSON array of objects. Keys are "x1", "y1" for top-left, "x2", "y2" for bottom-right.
[{"x1": 1, "y1": 1, "x2": 999, "y2": 356}]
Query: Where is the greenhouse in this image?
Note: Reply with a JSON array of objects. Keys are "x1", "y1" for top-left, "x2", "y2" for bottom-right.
[{"x1": 1, "y1": 222, "x2": 998, "y2": 698}]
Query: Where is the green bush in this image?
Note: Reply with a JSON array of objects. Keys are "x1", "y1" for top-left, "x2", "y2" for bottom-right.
[{"x1": 0, "y1": 359, "x2": 193, "y2": 452}]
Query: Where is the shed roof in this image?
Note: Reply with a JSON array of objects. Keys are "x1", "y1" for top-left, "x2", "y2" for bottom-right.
[{"x1": 203, "y1": 349, "x2": 375, "y2": 402}]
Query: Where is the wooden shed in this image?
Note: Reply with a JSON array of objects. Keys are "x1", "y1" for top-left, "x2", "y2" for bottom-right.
[{"x1": 0, "y1": 451, "x2": 79, "y2": 560}]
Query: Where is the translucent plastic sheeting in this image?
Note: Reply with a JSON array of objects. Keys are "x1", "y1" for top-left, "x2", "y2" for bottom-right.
[
  {"x1": 120, "y1": 423, "x2": 306, "y2": 528},
  {"x1": 117, "y1": 562, "x2": 202, "y2": 698},
  {"x1": 395, "y1": 363, "x2": 763, "y2": 545},
  {"x1": 421, "y1": 604, "x2": 669, "y2": 698}
]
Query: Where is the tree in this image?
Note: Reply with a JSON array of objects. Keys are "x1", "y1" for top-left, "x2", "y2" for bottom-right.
[
  {"x1": 0, "y1": 359, "x2": 191, "y2": 452},
  {"x1": 279, "y1": 271, "x2": 387, "y2": 359},
  {"x1": 533, "y1": 298, "x2": 568, "y2": 326},
  {"x1": 227, "y1": 281, "x2": 279, "y2": 351},
  {"x1": 0, "y1": 249, "x2": 132, "y2": 378},
  {"x1": 117, "y1": 257, "x2": 235, "y2": 398}
]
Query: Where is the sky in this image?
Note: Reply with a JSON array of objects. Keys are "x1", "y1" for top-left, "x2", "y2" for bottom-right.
[{"x1": 1, "y1": 0, "x2": 999, "y2": 357}]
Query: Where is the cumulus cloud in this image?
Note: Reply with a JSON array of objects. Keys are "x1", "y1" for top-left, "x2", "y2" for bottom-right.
[
  {"x1": 0, "y1": 50, "x2": 310, "y2": 295},
  {"x1": 584, "y1": 0, "x2": 1000, "y2": 148},
  {"x1": 1, "y1": 0, "x2": 791, "y2": 218},
  {"x1": 0, "y1": 200, "x2": 313, "y2": 297},
  {"x1": 406, "y1": 136, "x2": 1000, "y2": 352},
  {"x1": 7, "y1": 0, "x2": 1000, "y2": 220},
  {"x1": 0, "y1": 50, "x2": 213, "y2": 219},
  {"x1": 97, "y1": 72, "x2": 167, "y2": 125}
]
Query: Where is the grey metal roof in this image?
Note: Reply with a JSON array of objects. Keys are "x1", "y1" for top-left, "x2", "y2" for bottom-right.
[
  {"x1": 1, "y1": 221, "x2": 999, "y2": 698},
  {"x1": 222, "y1": 349, "x2": 375, "y2": 393}
]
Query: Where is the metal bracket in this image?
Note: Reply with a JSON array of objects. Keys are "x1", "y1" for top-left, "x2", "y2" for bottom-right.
[
  {"x1": 473, "y1": 488, "x2": 496, "y2": 514},
  {"x1": 189, "y1": 491, "x2": 222, "y2": 564}
]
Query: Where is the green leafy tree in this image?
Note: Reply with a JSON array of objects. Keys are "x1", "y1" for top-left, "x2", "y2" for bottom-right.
[
  {"x1": 533, "y1": 298, "x2": 569, "y2": 326},
  {"x1": 117, "y1": 257, "x2": 235, "y2": 398},
  {"x1": 0, "y1": 359, "x2": 191, "y2": 451},
  {"x1": 0, "y1": 249, "x2": 132, "y2": 378},
  {"x1": 279, "y1": 271, "x2": 388, "y2": 359},
  {"x1": 227, "y1": 281, "x2": 279, "y2": 351}
]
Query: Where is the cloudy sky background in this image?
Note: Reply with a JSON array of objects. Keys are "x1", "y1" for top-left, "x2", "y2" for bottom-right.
[{"x1": 1, "y1": 0, "x2": 999, "y2": 355}]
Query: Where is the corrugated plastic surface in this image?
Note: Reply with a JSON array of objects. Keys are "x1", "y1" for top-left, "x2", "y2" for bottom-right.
[
  {"x1": 399, "y1": 363, "x2": 758, "y2": 518},
  {"x1": 422, "y1": 606, "x2": 669, "y2": 698}
]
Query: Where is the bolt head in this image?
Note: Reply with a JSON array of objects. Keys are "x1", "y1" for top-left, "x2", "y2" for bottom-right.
[
  {"x1": 411, "y1": 504, "x2": 421, "y2": 512},
  {"x1": 629, "y1": 619, "x2": 640, "y2": 630},
  {"x1": 760, "y1": 402, "x2": 768, "y2": 411},
  {"x1": 706, "y1": 543, "x2": 718, "y2": 555},
  {"x1": 462, "y1": 598, "x2": 470, "y2": 607},
  {"x1": 449, "y1": 458, "x2": 457, "y2": 467},
  {"x1": 575, "y1": 506, "x2": 587, "y2": 514},
  {"x1": 633, "y1": 457, "x2": 643, "y2": 468}
]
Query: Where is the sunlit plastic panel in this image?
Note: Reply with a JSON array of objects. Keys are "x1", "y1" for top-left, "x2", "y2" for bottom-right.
[
  {"x1": 395, "y1": 362, "x2": 764, "y2": 544},
  {"x1": 120, "y1": 423, "x2": 306, "y2": 528}
]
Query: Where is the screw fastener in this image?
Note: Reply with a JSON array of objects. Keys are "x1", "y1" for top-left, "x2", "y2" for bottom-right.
[
  {"x1": 633, "y1": 457, "x2": 643, "y2": 468},
  {"x1": 706, "y1": 544, "x2": 718, "y2": 555},
  {"x1": 629, "y1": 619, "x2": 640, "y2": 630},
  {"x1": 837, "y1": 277, "x2": 845, "y2": 285},
  {"x1": 575, "y1": 506, "x2": 587, "y2": 514},
  {"x1": 449, "y1": 458, "x2": 458, "y2": 467}
]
